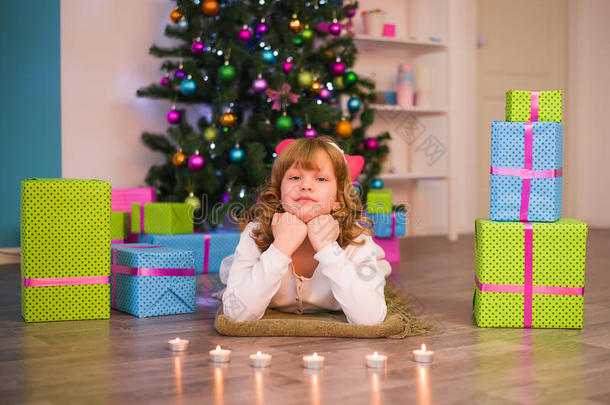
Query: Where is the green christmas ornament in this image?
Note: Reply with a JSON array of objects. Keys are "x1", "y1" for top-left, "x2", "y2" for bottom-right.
[
  {"x1": 275, "y1": 113, "x2": 293, "y2": 133},
  {"x1": 293, "y1": 36, "x2": 303, "y2": 46},
  {"x1": 218, "y1": 63, "x2": 236, "y2": 82},
  {"x1": 333, "y1": 76, "x2": 345, "y2": 90},
  {"x1": 344, "y1": 71, "x2": 358, "y2": 86},
  {"x1": 301, "y1": 27, "x2": 314, "y2": 41},
  {"x1": 184, "y1": 192, "x2": 202, "y2": 210},
  {"x1": 204, "y1": 126, "x2": 219, "y2": 142},
  {"x1": 297, "y1": 71, "x2": 314, "y2": 88}
]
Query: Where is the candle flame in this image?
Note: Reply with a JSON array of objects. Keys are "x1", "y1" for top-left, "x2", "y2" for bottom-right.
[
  {"x1": 216, "y1": 345, "x2": 221, "y2": 351},
  {"x1": 176, "y1": 337, "x2": 180, "y2": 342},
  {"x1": 257, "y1": 351, "x2": 262, "y2": 356},
  {"x1": 421, "y1": 344, "x2": 426, "y2": 352},
  {"x1": 374, "y1": 351, "x2": 378, "y2": 356},
  {"x1": 313, "y1": 352, "x2": 318, "y2": 358}
]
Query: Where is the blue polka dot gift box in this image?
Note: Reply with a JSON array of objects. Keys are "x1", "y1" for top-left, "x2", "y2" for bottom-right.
[
  {"x1": 21, "y1": 178, "x2": 111, "y2": 323},
  {"x1": 365, "y1": 212, "x2": 407, "y2": 237},
  {"x1": 140, "y1": 230, "x2": 240, "y2": 274},
  {"x1": 110, "y1": 244, "x2": 196, "y2": 318},
  {"x1": 473, "y1": 218, "x2": 588, "y2": 329},
  {"x1": 490, "y1": 121, "x2": 563, "y2": 222}
]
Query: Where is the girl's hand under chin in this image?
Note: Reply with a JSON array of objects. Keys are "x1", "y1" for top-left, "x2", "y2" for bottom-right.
[{"x1": 306, "y1": 214, "x2": 340, "y2": 252}]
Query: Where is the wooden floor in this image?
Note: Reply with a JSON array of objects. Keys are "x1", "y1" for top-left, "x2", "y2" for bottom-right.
[{"x1": 1, "y1": 229, "x2": 609, "y2": 405}]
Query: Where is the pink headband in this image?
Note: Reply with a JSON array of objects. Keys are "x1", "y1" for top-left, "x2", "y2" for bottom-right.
[{"x1": 275, "y1": 138, "x2": 365, "y2": 181}]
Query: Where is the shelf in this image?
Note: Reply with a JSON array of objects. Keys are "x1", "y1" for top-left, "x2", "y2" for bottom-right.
[
  {"x1": 353, "y1": 34, "x2": 447, "y2": 49},
  {"x1": 370, "y1": 104, "x2": 448, "y2": 114},
  {"x1": 376, "y1": 173, "x2": 447, "y2": 181}
]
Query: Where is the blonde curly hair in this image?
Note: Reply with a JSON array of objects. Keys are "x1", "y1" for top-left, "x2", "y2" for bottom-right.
[{"x1": 237, "y1": 135, "x2": 373, "y2": 253}]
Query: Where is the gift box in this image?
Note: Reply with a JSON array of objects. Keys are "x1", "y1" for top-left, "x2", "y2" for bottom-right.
[
  {"x1": 140, "y1": 229, "x2": 240, "y2": 274},
  {"x1": 131, "y1": 202, "x2": 193, "y2": 235},
  {"x1": 505, "y1": 90, "x2": 562, "y2": 123},
  {"x1": 21, "y1": 178, "x2": 111, "y2": 322},
  {"x1": 367, "y1": 189, "x2": 393, "y2": 214},
  {"x1": 111, "y1": 211, "x2": 129, "y2": 243},
  {"x1": 110, "y1": 244, "x2": 196, "y2": 317},
  {"x1": 473, "y1": 218, "x2": 587, "y2": 329},
  {"x1": 111, "y1": 187, "x2": 157, "y2": 212},
  {"x1": 373, "y1": 236, "x2": 400, "y2": 263},
  {"x1": 366, "y1": 212, "x2": 406, "y2": 237},
  {"x1": 490, "y1": 121, "x2": 563, "y2": 222}
]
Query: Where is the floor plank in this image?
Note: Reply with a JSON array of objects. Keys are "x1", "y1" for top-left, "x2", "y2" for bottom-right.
[{"x1": 1, "y1": 229, "x2": 608, "y2": 404}]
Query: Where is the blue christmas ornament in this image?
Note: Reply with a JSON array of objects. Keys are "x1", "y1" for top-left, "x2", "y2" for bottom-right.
[
  {"x1": 347, "y1": 96, "x2": 361, "y2": 112},
  {"x1": 371, "y1": 179, "x2": 384, "y2": 189},
  {"x1": 177, "y1": 19, "x2": 188, "y2": 29},
  {"x1": 262, "y1": 49, "x2": 276, "y2": 64},
  {"x1": 180, "y1": 79, "x2": 197, "y2": 95},
  {"x1": 229, "y1": 146, "x2": 245, "y2": 163}
]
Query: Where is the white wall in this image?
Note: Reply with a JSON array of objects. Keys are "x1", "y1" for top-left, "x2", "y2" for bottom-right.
[
  {"x1": 566, "y1": 0, "x2": 610, "y2": 227},
  {"x1": 61, "y1": 0, "x2": 170, "y2": 187}
]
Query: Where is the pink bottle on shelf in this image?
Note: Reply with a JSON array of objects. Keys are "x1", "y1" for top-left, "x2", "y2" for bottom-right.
[{"x1": 397, "y1": 64, "x2": 414, "y2": 107}]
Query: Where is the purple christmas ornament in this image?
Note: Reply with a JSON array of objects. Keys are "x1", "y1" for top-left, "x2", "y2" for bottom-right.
[
  {"x1": 331, "y1": 61, "x2": 346, "y2": 76},
  {"x1": 329, "y1": 21, "x2": 342, "y2": 36},
  {"x1": 167, "y1": 109, "x2": 182, "y2": 124},
  {"x1": 316, "y1": 21, "x2": 330, "y2": 33},
  {"x1": 188, "y1": 154, "x2": 205, "y2": 171},
  {"x1": 255, "y1": 20, "x2": 269, "y2": 35},
  {"x1": 160, "y1": 75, "x2": 170, "y2": 87},
  {"x1": 318, "y1": 88, "x2": 332, "y2": 101},
  {"x1": 221, "y1": 190, "x2": 230, "y2": 203},
  {"x1": 252, "y1": 76, "x2": 268, "y2": 93},
  {"x1": 303, "y1": 126, "x2": 318, "y2": 138},
  {"x1": 174, "y1": 68, "x2": 186, "y2": 79},
  {"x1": 364, "y1": 138, "x2": 379, "y2": 150},
  {"x1": 282, "y1": 59, "x2": 294, "y2": 73},
  {"x1": 347, "y1": 8, "x2": 357, "y2": 18},
  {"x1": 238, "y1": 25, "x2": 253, "y2": 42},
  {"x1": 191, "y1": 39, "x2": 205, "y2": 54}
]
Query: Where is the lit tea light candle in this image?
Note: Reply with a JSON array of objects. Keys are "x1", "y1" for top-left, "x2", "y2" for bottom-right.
[
  {"x1": 209, "y1": 345, "x2": 232, "y2": 363},
  {"x1": 249, "y1": 351, "x2": 272, "y2": 368},
  {"x1": 168, "y1": 337, "x2": 189, "y2": 352},
  {"x1": 302, "y1": 352, "x2": 325, "y2": 369},
  {"x1": 365, "y1": 351, "x2": 388, "y2": 368},
  {"x1": 412, "y1": 344, "x2": 434, "y2": 363}
]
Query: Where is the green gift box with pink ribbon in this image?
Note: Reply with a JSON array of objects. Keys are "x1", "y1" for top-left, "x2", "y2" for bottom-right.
[
  {"x1": 131, "y1": 202, "x2": 193, "y2": 235},
  {"x1": 21, "y1": 178, "x2": 111, "y2": 322},
  {"x1": 505, "y1": 90, "x2": 562, "y2": 123},
  {"x1": 473, "y1": 218, "x2": 587, "y2": 329}
]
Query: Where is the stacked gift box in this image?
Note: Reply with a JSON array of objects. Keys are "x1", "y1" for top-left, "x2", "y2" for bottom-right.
[
  {"x1": 474, "y1": 89, "x2": 588, "y2": 329},
  {"x1": 365, "y1": 187, "x2": 407, "y2": 264},
  {"x1": 110, "y1": 187, "x2": 157, "y2": 243}
]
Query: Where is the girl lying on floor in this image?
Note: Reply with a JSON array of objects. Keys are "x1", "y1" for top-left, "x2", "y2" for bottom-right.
[{"x1": 219, "y1": 136, "x2": 391, "y2": 325}]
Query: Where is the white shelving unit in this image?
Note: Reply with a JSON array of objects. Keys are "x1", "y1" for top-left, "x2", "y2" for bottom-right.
[{"x1": 349, "y1": 0, "x2": 456, "y2": 240}]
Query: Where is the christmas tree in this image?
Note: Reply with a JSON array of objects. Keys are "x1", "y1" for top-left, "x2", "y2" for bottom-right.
[{"x1": 137, "y1": 0, "x2": 390, "y2": 229}]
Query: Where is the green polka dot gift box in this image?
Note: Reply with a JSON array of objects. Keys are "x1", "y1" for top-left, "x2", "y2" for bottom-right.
[
  {"x1": 131, "y1": 202, "x2": 193, "y2": 235},
  {"x1": 366, "y1": 189, "x2": 393, "y2": 214},
  {"x1": 505, "y1": 90, "x2": 562, "y2": 123},
  {"x1": 21, "y1": 179, "x2": 111, "y2": 323},
  {"x1": 111, "y1": 211, "x2": 129, "y2": 242},
  {"x1": 473, "y1": 218, "x2": 587, "y2": 329}
]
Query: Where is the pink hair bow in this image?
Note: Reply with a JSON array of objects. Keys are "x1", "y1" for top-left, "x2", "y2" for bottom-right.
[
  {"x1": 266, "y1": 83, "x2": 300, "y2": 111},
  {"x1": 275, "y1": 138, "x2": 365, "y2": 181}
]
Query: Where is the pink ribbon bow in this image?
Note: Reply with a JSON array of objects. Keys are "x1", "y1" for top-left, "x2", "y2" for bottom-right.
[
  {"x1": 275, "y1": 138, "x2": 365, "y2": 181},
  {"x1": 267, "y1": 83, "x2": 300, "y2": 111}
]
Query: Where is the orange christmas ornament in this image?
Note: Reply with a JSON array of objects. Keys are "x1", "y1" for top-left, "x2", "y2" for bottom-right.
[
  {"x1": 172, "y1": 149, "x2": 187, "y2": 166},
  {"x1": 202, "y1": 0, "x2": 219, "y2": 16},
  {"x1": 169, "y1": 8, "x2": 183, "y2": 23},
  {"x1": 335, "y1": 119, "x2": 353, "y2": 138}
]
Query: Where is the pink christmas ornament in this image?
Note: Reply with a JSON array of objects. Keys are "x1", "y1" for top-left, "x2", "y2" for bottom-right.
[
  {"x1": 303, "y1": 126, "x2": 317, "y2": 138},
  {"x1": 318, "y1": 88, "x2": 332, "y2": 101},
  {"x1": 191, "y1": 39, "x2": 205, "y2": 54},
  {"x1": 282, "y1": 59, "x2": 294, "y2": 73},
  {"x1": 238, "y1": 25, "x2": 253, "y2": 42},
  {"x1": 188, "y1": 153, "x2": 205, "y2": 171},
  {"x1": 331, "y1": 60, "x2": 346, "y2": 76},
  {"x1": 252, "y1": 76, "x2": 268, "y2": 93},
  {"x1": 167, "y1": 109, "x2": 182, "y2": 124},
  {"x1": 329, "y1": 21, "x2": 342, "y2": 36},
  {"x1": 364, "y1": 138, "x2": 379, "y2": 150}
]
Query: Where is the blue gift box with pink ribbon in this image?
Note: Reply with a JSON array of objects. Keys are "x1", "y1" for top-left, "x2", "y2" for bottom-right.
[
  {"x1": 490, "y1": 121, "x2": 563, "y2": 222},
  {"x1": 110, "y1": 244, "x2": 196, "y2": 317},
  {"x1": 367, "y1": 212, "x2": 406, "y2": 237},
  {"x1": 139, "y1": 229, "x2": 240, "y2": 274}
]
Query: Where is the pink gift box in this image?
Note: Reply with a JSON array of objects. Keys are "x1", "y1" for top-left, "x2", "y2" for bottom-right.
[
  {"x1": 382, "y1": 24, "x2": 396, "y2": 37},
  {"x1": 111, "y1": 187, "x2": 157, "y2": 212},
  {"x1": 373, "y1": 236, "x2": 400, "y2": 263}
]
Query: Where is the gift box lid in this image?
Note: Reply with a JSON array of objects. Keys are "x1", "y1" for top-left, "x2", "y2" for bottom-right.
[
  {"x1": 111, "y1": 244, "x2": 195, "y2": 269},
  {"x1": 491, "y1": 121, "x2": 563, "y2": 170}
]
